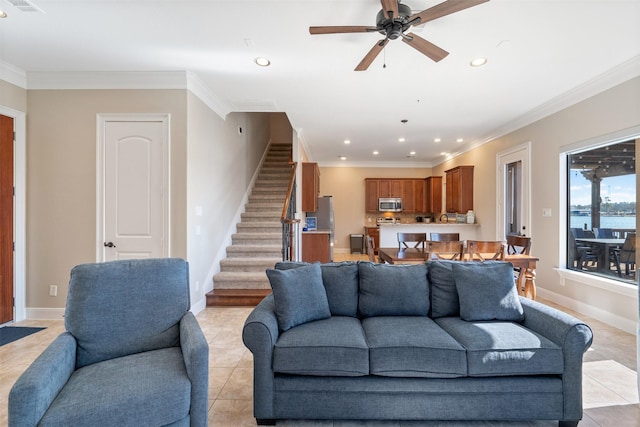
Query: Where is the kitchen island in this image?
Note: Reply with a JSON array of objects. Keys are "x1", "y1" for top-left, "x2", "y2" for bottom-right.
[{"x1": 378, "y1": 223, "x2": 479, "y2": 247}]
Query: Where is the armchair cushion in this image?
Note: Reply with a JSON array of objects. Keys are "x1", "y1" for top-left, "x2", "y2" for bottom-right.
[
  {"x1": 65, "y1": 258, "x2": 190, "y2": 368},
  {"x1": 39, "y1": 348, "x2": 191, "y2": 426},
  {"x1": 267, "y1": 263, "x2": 331, "y2": 331}
]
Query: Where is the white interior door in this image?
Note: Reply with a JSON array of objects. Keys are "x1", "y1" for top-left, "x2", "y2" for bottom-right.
[
  {"x1": 98, "y1": 116, "x2": 169, "y2": 261},
  {"x1": 496, "y1": 142, "x2": 531, "y2": 239}
]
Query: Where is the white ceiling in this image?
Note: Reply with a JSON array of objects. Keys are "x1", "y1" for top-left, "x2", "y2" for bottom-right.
[{"x1": 1, "y1": 0, "x2": 639, "y2": 166}]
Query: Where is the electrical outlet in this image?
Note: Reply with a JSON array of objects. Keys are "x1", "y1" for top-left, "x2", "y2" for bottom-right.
[{"x1": 49, "y1": 285, "x2": 58, "y2": 297}]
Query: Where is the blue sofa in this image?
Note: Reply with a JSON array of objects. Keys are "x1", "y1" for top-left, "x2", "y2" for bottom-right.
[
  {"x1": 9, "y1": 258, "x2": 209, "y2": 427},
  {"x1": 242, "y1": 261, "x2": 593, "y2": 426}
]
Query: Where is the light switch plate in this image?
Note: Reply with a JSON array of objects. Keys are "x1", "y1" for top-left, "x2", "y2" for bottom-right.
[{"x1": 542, "y1": 208, "x2": 552, "y2": 217}]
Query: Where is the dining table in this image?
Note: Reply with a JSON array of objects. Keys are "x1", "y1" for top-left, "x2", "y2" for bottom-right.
[
  {"x1": 376, "y1": 247, "x2": 540, "y2": 300},
  {"x1": 574, "y1": 238, "x2": 624, "y2": 273}
]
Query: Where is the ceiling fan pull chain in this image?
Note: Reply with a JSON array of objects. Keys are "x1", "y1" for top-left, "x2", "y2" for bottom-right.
[{"x1": 383, "y1": 45, "x2": 387, "y2": 68}]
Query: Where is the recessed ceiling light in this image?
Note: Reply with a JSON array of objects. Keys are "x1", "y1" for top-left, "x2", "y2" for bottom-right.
[
  {"x1": 440, "y1": 152, "x2": 447, "y2": 156},
  {"x1": 456, "y1": 138, "x2": 464, "y2": 143},
  {"x1": 409, "y1": 151, "x2": 416, "y2": 156},
  {"x1": 470, "y1": 57, "x2": 487, "y2": 67},
  {"x1": 344, "y1": 139, "x2": 351, "y2": 144},
  {"x1": 0, "y1": 10, "x2": 7, "y2": 18},
  {"x1": 398, "y1": 137, "x2": 405, "y2": 142},
  {"x1": 373, "y1": 150, "x2": 379, "y2": 155},
  {"x1": 434, "y1": 138, "x2": 441, "y2": 143},
  {"x1": 254, "y1": 57, "x2": 271, "y2": 67},
  {"x1": 340, "y1": 156, "x2": 347, "y2": 160}
]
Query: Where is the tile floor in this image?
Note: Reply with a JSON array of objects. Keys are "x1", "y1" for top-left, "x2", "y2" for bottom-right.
[{"x1": 1, "y1": 257, "x2": 638, "y2": 426}]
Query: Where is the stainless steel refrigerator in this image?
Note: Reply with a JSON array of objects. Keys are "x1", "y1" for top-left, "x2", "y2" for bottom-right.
[{"x1": 309, "y1": 196, "x2": 334, "y2": 261}]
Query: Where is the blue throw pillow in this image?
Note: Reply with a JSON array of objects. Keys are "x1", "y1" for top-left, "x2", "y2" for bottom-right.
[
  {"x1": 451, "y1": 262, "x2": 524, "y2": 322},
  {"x1": 267, "y1": 263, "x2": 331, "y2": 331},
  {"x1": 358, "y1": 262, "x2": 429, "y2": 318},
  {"x1": 427, "y1": 260, "x2": 460, "y2": 318},
  {"x1": 275, "y1": 261, "x2": 359, "y2": 317}
]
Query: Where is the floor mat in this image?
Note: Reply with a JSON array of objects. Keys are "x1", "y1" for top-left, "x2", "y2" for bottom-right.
[{"x1": 0, "y1": 326, "x2": 46, "y2": 346}]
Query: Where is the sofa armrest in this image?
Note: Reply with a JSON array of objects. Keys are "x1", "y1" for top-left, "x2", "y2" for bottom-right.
[
  {"x1": 242, "y1": 294, "x2": 279, "y2": 420},
  {"x1": 519, "y1": 297, "x2": 593, "y2": 421},
  {"x1": 9, "y1": 332, "x2": 77, "y2": 427},
  {"x1": 180, "y1": 311, "x2": 209, "y2": 427}
]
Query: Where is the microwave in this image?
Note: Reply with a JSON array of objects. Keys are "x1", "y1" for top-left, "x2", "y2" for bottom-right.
[{"x1": 378, "y1": 197, "x2": 403, "y2": 212}]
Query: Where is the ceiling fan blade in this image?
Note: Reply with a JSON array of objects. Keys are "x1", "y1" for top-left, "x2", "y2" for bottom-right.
[
  {"x1": 380, "y1": 0, "x2": 399, "y2": 19},
  {"x1": 402, "y1": 33, "x2": 449, "y2": 62},
  {"x1": 309, "y1": 26, "x2": 377, "y2": 35},
  {"x1": 409, "y1": 0, "x2": 489, "y2": 25},
  {"x1": 355, "y1": 39, "x2": 389, "y2": 71}
]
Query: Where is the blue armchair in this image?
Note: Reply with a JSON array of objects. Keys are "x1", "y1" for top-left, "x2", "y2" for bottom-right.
[{"x1": 9, "y1": 258, "x2": 209, "y2": 427}]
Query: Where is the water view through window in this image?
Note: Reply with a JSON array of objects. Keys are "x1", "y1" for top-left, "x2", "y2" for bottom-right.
[{"x1": 567, "y1": 139, "x2": 636, "y2": 284}]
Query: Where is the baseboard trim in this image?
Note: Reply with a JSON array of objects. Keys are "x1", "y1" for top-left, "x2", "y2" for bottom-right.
[
  {"x1": 26, "y1": 307, "x2": 65, "y2": 320},
  {"x1": 537, "y1": 287, "x2": 637, "y2": 334}
]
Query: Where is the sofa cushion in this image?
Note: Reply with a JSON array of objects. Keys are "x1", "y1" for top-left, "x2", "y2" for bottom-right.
[
  {"x1": 275, "y1": 261, "x2": 359, "y2": 317},
  {"x1": 39, "y1": 348, "x2": 190, "y2": 426},
  {"x1": 267, "y1": 263, "x2": 331, "y2": 331},
  {"x1": 427, "y1": 260, "x2": 459, "y2": 318},
  {"x1": 452, "y1": 262, "x2": 524, "y2": 322},
  {"x1": 362, "y1": 316, "x2": 467, "y2": 378},
  {"x1": 435, "y1": 317, "x2": 564, "y2": 376},
  {"x1": 358, "y1": 262, "x2": 429, "y2": 318},
  {"x1": 273, "y1": 316, "x2": 369, "y2": 376}
]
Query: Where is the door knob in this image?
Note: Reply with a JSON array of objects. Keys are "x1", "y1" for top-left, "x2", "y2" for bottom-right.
[{"x1": 104, "y1": 242, "x2": 116, "y2": 248}]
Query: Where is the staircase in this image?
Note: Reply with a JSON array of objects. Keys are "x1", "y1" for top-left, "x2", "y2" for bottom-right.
[{"x1": 206, "y1": 143, "x2": 292, "y2": 306}]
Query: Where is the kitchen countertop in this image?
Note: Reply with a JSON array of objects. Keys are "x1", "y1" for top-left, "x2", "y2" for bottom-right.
[
  {"x1": 302, "y1": 229, "x2": 331, "y2": 234},
  {"x1": 377, "y1": 222, "x2": 479, "y2": 247}
]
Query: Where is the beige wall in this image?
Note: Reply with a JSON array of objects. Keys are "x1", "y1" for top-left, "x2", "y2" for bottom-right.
[
  {"x1": 433, "y1": 76, "x2": 640, "y2": 330},
  {"x1": 186, "y1": 94, "x2": 271, "y2": 300},
  {"x1": 319, "y1": 167, "x2": 433, "y2": 251},
  {"x1": 26, "y1": 89, "x2": 188, "y2": 309},
  {"x1": 269, "y1": 113, "x2": 293, "y2": 144},
  {"x1": 0, "y1": 80, "x2": 27, "y2": 112}
]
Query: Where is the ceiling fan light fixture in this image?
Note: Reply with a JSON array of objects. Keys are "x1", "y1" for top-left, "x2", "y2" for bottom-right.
[
  {"x1": 254, "y1": 57, "x2": 271, "y2": 67},
  {"x1": 470, "y1": 57, "x2": 487, "y2": 67}
]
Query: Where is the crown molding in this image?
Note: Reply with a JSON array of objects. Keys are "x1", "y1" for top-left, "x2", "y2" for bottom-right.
[
  {"x1": 185, "y1": 71, "x2": 232, "y2": 119},
  {"x1": 0, "y1": 61, "x2": 27, "y2": 88},
  {"x1": 318, "y1": 160, "x2": 434, "y2": 168},
  {"x1": 26, "y1": 70, "x2": 189, "y2": 90}
]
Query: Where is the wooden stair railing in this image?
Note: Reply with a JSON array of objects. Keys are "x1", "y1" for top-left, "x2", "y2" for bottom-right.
[{"x1": 281, "y1": 161, "x2": 300, "y2": 261}]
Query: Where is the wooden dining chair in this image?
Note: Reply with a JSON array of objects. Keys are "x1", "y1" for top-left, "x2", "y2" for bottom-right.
[
  {"x1": 426, "y1": 241, "x2": 464, "y2": 261},
  {"x1": 397, "y1": 232, "x2": 427, "y2": 250},
  {"x1": 366, "y1": 236, "x2": 379, "y2": 263},
  {"x1": 429, "y1": 232, "x2": 460, "y2": 242},
  {"x1": 506, "y1": 235, "x2": 531, "y2": 255},
  {"x1": 465, "y1": 240, "x2": 506, "y2": 261}
]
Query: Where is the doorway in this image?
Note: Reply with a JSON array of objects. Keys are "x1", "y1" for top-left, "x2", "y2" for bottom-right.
[
  {"x1": 97, "y1": 115, "x2": 170, "y2": 261},
  {"x1": 497, "y1": 142, "x2": 531, "y2": 239}
]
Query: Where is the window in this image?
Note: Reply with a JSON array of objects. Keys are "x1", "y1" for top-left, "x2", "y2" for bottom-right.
[{"x1": 566, "y1": 139, "x2": 636, "y2": 284}]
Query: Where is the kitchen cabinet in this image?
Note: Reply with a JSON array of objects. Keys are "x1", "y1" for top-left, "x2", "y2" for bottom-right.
[
  {"x1": 302, "y1": 232, "x2": 331, "y2": 263},
  {"x1": 302, "y1": 162, "x2": 320, "y2": 212},
  {"x1": 365, "y1": 179, "x2": 379, "y2": 213},
  {"x1": 424, "y1": 176, "x2": 442, "y2": 214},
  {"x1": 445, "y1": 166, "x2": 474, "y2": 213},
  {"x1": 365, "y1": 227, "x2": 379, "y2": 255},
  {"x1": 378, "y1": 179, "x2": 402, "y2": 198}
]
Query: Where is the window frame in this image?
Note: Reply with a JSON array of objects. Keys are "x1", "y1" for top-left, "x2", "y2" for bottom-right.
[{"x1": 559, "y1": 126, "x2": 639, "y2": 291}]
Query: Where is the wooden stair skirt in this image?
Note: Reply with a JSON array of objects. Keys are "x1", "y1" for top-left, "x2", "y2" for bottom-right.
[{"x1": 206, "y1": 289, "x2": 271, "y2": 306}]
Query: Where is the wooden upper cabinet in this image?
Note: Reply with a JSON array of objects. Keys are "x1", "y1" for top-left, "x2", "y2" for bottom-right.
[
  {"x1": 365, "y1": 179, "x2": 379, "y2": 213},
  {"x1": 445, "y1": 166, "x2": 474, "y2": 213},
  {"x1": 378, "y1": 179, "x2": 402, "y2": 198},
  {"x1": 302, "y1": 162, "x2": 320, "y2": 212},
  {"x1": 424, "y1": 176, "x2": 442, "y2": 214}
]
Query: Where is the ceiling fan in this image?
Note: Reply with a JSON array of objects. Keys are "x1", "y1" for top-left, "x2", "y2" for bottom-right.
[{"x1": 309, "y1": 0, "x2": 489, "y2": 71}]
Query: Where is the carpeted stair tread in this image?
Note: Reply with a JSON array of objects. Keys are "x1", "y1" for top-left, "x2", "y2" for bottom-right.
[{"x1": 220, "y1": 257, "x2": 279, "y2": 272}]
